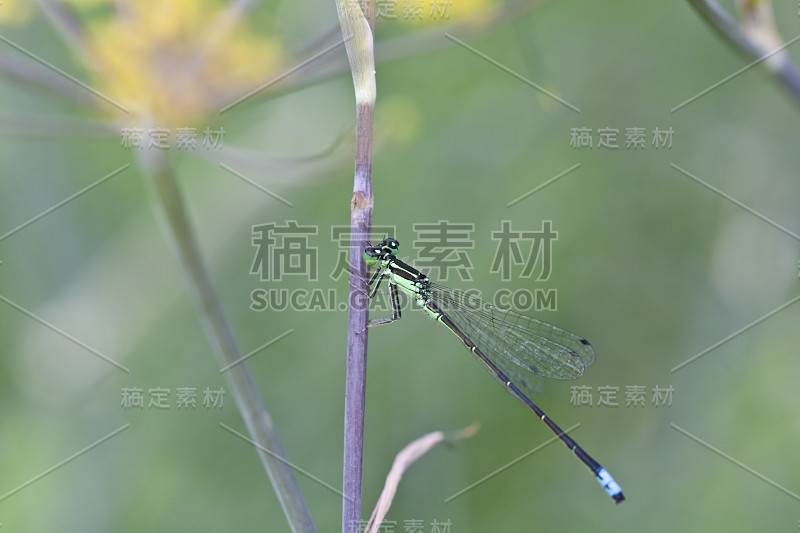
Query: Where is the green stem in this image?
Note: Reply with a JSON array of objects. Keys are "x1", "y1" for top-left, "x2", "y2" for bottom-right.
[{"x1": 138, "y1": 150, "x2": 316, "y2": 533}]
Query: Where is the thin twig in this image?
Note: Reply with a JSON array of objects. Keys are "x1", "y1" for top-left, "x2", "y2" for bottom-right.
[
  {"x1": 0, "y1": 113, "x2": 115, "y2": 138},
  {"x1": 686, "y1": 0, "x2": 800, "y2": 108},
  {"x1": 138, "y1": 150, "x2": 316, "y2": 533},
  {"x1": 335, "y1": 0, "x2": 376, "y2": 531},
  {"x1": 0, "y1": 49, "x2": 100, "y2": 110},
  {"x1": 365, "y1": 425, "x2": 479, "y2": 533},
  {"x1": 35, "y1": 0, "x2": 93, "y2": 63}
]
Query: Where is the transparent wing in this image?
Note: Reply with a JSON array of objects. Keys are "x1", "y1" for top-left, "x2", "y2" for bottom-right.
[{"x1": 429, "y1": 283, "x2": 595, "y2": 392}]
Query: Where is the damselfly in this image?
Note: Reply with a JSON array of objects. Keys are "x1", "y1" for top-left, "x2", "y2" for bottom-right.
[{"x1": 360, "y1": 238, "x2": 624, "y2": 503}]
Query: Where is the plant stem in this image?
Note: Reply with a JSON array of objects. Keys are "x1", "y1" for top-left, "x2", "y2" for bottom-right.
[
  {"x1": 138, "y1": 150, "x2": 316, "y2": 533},
  {"x1": 687, "y1": 0, "x2": 800, "y2": 108},
  {"x1": 334, "y1": 1, "x2": 376, "y2": 531}
]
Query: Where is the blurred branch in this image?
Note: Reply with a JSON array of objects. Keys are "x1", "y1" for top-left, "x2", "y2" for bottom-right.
[
  {"x1": 365, "y1": 425, "x2": 478, "y2": 533},
  {"x1": 193, "y1": 128, "x2": 353, "y2": 184},
  {"x1": 0, "y1": 50, "x2": 99, "y2": 109},
  {"x1": 334, "y1": 0, "x2": 375, "y2": 531},
  {"x1": 35, "y1": 0, "x2": 93, "y2": 61},
  {"x1": 137, "y1": 150, "x2": 316, "y2": 533},
  {"x1": 686, "y1": 0, "x2": 800, "y2": 108},
  {"x1": 221, "y1": 0, "x2": 542, "y2": 113},
  {"x1": 0, "y1": 113, "x2": 115, "y2": 138}
]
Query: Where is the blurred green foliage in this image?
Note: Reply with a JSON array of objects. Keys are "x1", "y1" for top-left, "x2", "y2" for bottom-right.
[{"x1": 1, "y1": 1, "x2": 799, "y2": 532}]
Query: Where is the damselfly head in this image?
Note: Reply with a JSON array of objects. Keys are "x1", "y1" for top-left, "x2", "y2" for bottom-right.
[
  {"x1": 380, "y1": 238, "x2": 400, "y2": 255},
  {"x1": 362, "y1": 246, "x2": 385, "y2": 266}
]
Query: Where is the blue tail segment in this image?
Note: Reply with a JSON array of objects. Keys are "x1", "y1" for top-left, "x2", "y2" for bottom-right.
[{"x1": 596, "y1": 468, "x2": 625, "y2": 503}]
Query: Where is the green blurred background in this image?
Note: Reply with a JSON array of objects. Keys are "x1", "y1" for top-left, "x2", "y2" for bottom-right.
[{"x1": 1, "y1": 1, "x2": 799, "y2": 531}]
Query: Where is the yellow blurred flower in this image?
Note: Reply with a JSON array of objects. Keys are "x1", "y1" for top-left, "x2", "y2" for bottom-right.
[
  {"x1": 0, "y1": 0, "x2": 35, "y2": 24},
  {"x1": 77, "y1": 0, "x2": 283, "y2": 126}
]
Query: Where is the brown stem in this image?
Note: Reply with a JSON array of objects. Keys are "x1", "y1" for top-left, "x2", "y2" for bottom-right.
[{"x1": 335, "y1": 1, "x2": 376, "y2": 531}]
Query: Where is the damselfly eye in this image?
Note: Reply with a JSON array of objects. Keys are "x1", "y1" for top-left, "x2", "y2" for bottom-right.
[
  {"x1": 381, "y1": 238, "x2": 399, "y2": 254},
  {"x1": 362, "y1": 246, "x2": 384, "y2": 266}
]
